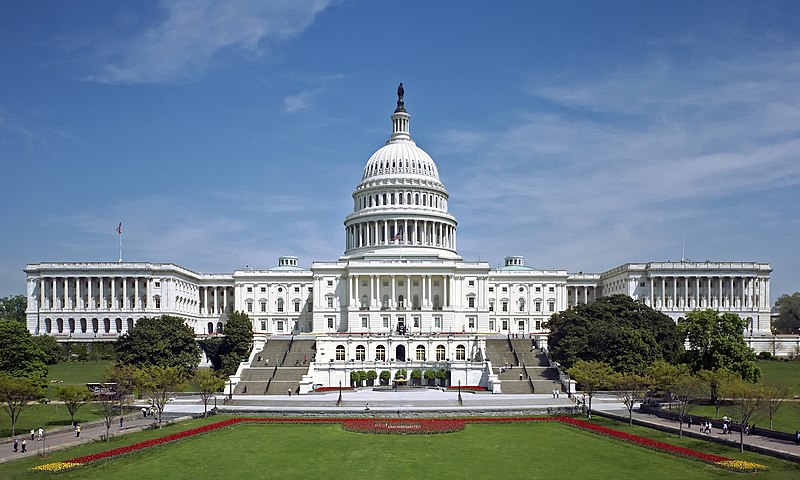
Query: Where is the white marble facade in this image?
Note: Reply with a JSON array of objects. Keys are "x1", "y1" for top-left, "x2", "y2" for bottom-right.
[{"x1": 24, "y1": 92, "x2": 773, "y2": 350}]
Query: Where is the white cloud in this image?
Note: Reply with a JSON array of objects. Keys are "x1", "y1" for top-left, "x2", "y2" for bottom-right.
[
  {"x1": 86, "y1": 0, "x2": 334, "y2": 84},
  {"x1": 284, "y1": 88, "x2": 323, "y2": 112}
]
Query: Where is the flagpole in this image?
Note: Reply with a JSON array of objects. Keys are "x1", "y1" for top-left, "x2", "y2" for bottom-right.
[{"x1": 117, "y1": 222, "x2": 123, "y2": 262}]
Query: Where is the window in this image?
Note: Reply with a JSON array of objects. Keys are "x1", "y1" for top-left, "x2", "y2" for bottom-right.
[
  {"x1": 335, "y1": 345, "x2": 346, "y2": 361},
  {"x1": 356, "y1": 345, "x2": 366, "y2": 361},
  {"x1": 277, "y1": 298, "x2": 284, "y2": 312},
  {"x1": 468, "y1": 280, "x2": 475, "y2": 287},
  {"x1": 416, "y1": 345, "x2": 426, "y2": 361},
  {"x1": 382, "y1": 316, "x2": 389, "y2": 328},
  {"x1": 489, "y1": 301, "x2": 494, "y2": 312},
  {"x1": 260, "y1": 301, "x2": 266, "y2": 313},
  {"x1": 535, "y1": 301, "x2": 541, "y2": 312},
  {"x1": 376, "y1": 345, "x2": 386, "y2": 361},
  {"x1": 154, "y1": 281, "x2": 160, "y2": 288},
  {"x1": 436, "y1": 345, "x2": 446, "y2": 361},
  {"x1": 467, "y1": 296, "x2": 475, "y2": 308},
  {"x1": 327, "y1": 317, "x2": 334, "y2": 329},
  {"x1": 382, "y1": 295, "x2": 389, "y2": 310},
  {"x1": 413, "y1": 316, "x2": 420, "y2": 328},
  {"x1": 489, "y1": 287, "x2": 494, "y2": 292},
  {"x1": 276, "y1": 321, "x2": 284, "y2": 332},
  {"x1": 327, "y1": 297, "x2": 334, "y2": 308},
  {"x1": 518, "y1": 298, "x2": 525, "y2": 312},
  {"x1": 327, "y1": 280, "x2": 333, "y2": 287},
  {"x1": 501, "y1": 301, "x2": 508, "y2": 312},
  {"x1": 535, "y1": 287, "x2": 541, "y2": 292},
  {"x1": 246, "y1": 300, "x2": 253, "y2": 313},
  {"x1": 361, "y1": 316, "x2": 368, "y2": 328},
  {"x1": 247, "y1": 287, "x2": 253, "y2": 293},
  {"x1": 307, "y1": 300, "x2": 313, "y2": 312},
  {"x1": 468, "y1": 317, "x2": 476, "y2": 329},
  {"x1": 549, "y1": 287, "x2": 555, "y2": 293},
  {"x1": 502, "y1": 287, "x2": 508, "y2": 293},
  {"x1": 548, "y1": 301, "x2": 555, "y2": 312},
  {"x1": 154, "y1": 296, "x2": 161, "y2": 309},
  {"x1": 489, "y1": 320, "x2": 495, "y2": 330},
  {"x1": 502, "y1": 319, "x2": 508, "y2": 330},
  {"x1": 261, "y1": 287, "x2": 266, "y2": 293},
  {"x1": 260, "y1": 320, "x2": 266, "y2": 330},
  {"x1": 294, "y1": 287, "x2": 300, "y2": 293},
  {"x1": 456, "y1": 344, "x2": 466, "y2": 361},
  {"x1": 434, "y1": 316, "x2": 441, "y2": 328},
  {"x1": 535, "y1": 320, "x2": 541, "y2": 330}
]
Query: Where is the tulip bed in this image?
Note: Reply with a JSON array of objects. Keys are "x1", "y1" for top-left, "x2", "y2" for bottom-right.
[{"x1": 31, "y1": 416, "x2": 768, "y2": 474}]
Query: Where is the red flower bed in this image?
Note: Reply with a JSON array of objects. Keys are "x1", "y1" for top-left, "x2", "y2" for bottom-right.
[
  {"x1": 343, "y1": 418, "x2": 465, "y2": 434},
  {"x1": 312, "y1": 386, "x2": 354, "y2": 392},
  {"x1": 446, "y1": 385, "x2": 486, "y2": 391},
  {"x1": 42, "y1": 415, "x2": 740, "y2": 472}
]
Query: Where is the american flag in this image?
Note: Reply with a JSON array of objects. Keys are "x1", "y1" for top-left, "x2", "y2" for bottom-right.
[
  {"x1": 116, "y1": 222, "x2": 122, "y2": 235},
  {"x1": 393, "y1": 233, "x2": 402, "y2": 240}
]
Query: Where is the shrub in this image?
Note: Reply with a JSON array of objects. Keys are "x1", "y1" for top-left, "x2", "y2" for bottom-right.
[{"x1": 757, "y1": 351, "x2": 772, "y2": 361}]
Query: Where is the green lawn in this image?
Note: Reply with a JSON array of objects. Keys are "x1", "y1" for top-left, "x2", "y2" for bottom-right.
[
  {"x1": 757, "y1": 361, "x2": 800, "y2": 397},
  {"x1": 45, "y1": 362, "x2": 114, "y2": 399},
  {"x1": 688, "y1": 402, "x2": 799, "y2": 433},
  {"x1": 3, "y1": 416, "x2": 799, "y2": 480},
  {"x1": 0, "y1": 403, "x2": 108, "y2": 439}
]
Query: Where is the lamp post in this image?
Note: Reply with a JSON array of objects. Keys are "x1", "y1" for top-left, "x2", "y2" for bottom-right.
[
  {"x1": 337, "y1": 380, "x2": 342, "y2": 406},
  {"x1": 457, "y1": 380, "x2": 463, "y2": 406},
  {"x1": 228, "y1": 379, "x2": 233, "y2": 400}
]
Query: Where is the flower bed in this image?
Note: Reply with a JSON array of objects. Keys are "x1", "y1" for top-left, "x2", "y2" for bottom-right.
[
  {"x1": 31, "y1": 416, "x2": 768, "y2": 473},
  {"x1": 445, "y1": 385, "x2": 486, "y2": 391},
  {"x1": 342, "y1": 418, "x2": 465, "y2": 435},
  {"x1": 312, "y1": 386, "x2": 354, "y2": 392}
]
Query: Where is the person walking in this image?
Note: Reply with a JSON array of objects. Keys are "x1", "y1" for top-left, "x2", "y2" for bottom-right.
[
  {"x1": 21, "y1": 439, "x2": 27, "y2": 453},
  {"x1": 76, "y1": 424, "x2": 81, "y2": 437},
  {"x1": 13, "y1": 438, "x2": 18, "y2": 452},
  {"x1": 30, "y1": 429, "x2": 35, "y2": 441},
  {"x1": 38, "y1": 427, "x2": 43, "y2": 441}
]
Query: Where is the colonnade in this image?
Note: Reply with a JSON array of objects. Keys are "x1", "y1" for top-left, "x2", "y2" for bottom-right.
[
  {"x1": 345, "y1": 219, "x2": 456, "y2": 251},
  {"x1": 648, "y1": 275, "x2": 768, "y2": 310},
  {"x1": 35, "y1": 276, "x2": 154, "y2": 311},
  {"x1": 348, "y1": 274, "x2": 455, "y2": 310},
  {"x1": 566, "y1": 285, "x2": 599, "y2": 306},
  {"x1": 198, "y1": 286, "x2": 234, "y2": 316}
]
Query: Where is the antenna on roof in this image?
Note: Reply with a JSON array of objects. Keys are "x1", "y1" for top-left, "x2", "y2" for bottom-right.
[{"x1": 681, "y1": 216, "x2": 686, "y2": 262}]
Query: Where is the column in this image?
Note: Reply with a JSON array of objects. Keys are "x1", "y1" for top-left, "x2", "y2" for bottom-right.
[
  {"x1": 76, "y1": 277, "x2": 81, "y2": 310},
  {"x1": 123, "y1": 277, "x2": 128, "y2": 310},
  {"x1": 729, "y1": 277, "x2": 734, "y2": 309},
  {"x1": 391, "y1": 275, "x2": 396, "y2": 309},
  {"x1": 649, "y1": 278, "x2": 654, "y2": 307},
  {"x1": 660, "y1": 277, "x2": 665, "y2": 309},
  {"x1": 223, "y1": 287, "x2": 228, "y2": 314},
  {"x1": 213, "y1": 287, "x2": 218, "y2": 314},
  {"x1": 134, "y1": 278, "x2": 139, "y2": 309},
  {"x1": 63, "y1": 278, "x2": 68, "y2": 309}
]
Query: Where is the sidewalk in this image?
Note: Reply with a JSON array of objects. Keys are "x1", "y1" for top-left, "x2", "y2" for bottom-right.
[
  {"x1": 0, "y1": 414, "x2": 180, "y2": 465},
  {"x1": 593, "y1": 401, "x2": 800, "y2": 463}
]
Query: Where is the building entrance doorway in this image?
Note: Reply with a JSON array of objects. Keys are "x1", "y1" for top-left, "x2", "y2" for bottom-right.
[{"x1": 396, "y1": 345, "x2": 406, "y2": 362}]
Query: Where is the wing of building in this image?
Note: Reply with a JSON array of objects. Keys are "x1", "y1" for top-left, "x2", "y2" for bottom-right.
[{"x1": 24, "y1": 88, "x2": 773, "y2": 392}]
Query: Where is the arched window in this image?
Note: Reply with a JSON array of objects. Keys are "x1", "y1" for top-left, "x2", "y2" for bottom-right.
[
  {"x1": 68, "y1": 318, "x2": 75, "y2": 333},
  {"x1": 126, "y1": 318, "x2": 133, "y2": 331},
  {"x1": 277, "y1": 298, "x2": 284, "y2": 312},
  {"x1": 455, "y1": 344, "x2": 466, "y2": 361},
  {"x1": 398, "y1": 295, "x2": 404, "y2": 309},
  {"x1": 376, "y1": 345, "x2": 386, "y2": 361},
  {"x1": 115, "y1": 318, "x2": 122, "y2": 333},
  {"x1": 56, "y1": 318, "x2": 63, "y2": 333},
  {"x1": 103, "y1": 318, "x2": 111, "y2": 333},
  {"x1": 246, "y1": 300, "x2": 253, "y2": 312},
  {"x1": 92, "y1": 318, "x2": 98, "y2": 333},
  {"x1": 356, "y1": 345, "x2": 366, "y2": 361},
  {"x1": 335, "y1": 345, "x2": 346, "y2": 361},
  {"x1": 436, "y1": 344, "x2": 446, "y2": 361},
  {"x1": 80, "y1": 318, "x2": 87, "y2": 333},
  {"x1": 45, "y1": 318, "x2": 52, "y2": 333},
  {"x1": 518, "y1": 298, "x2": 525, "y2": 312},
  {"x1": 416, "y1": 345, "x2": 426, "y2": 361},
  {"x1": 217, "y1": 322, "x2": 223, "y2": 333},
  {"x1": 208, "y1": 322, "x2": 214, "y2": 334}
]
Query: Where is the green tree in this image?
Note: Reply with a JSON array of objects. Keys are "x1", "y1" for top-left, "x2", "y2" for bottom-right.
[
  {"x1": 32, "y1": 334, "x2": 65, "y2": 365},
  {"x1": 0, "y1": 319, "x2": 48, "y2": 379},
  {"x1": 646, "y1": 360, "x2": 690, "y2": 410},
  {"x1": 568, "y1": 360, "x2": 614, "y2": 418},
  {"x1": 548, "y1": 295, "x2": 683, "y2": 373},
  {"x1": 761, "y1": 382, "x2": 788, "y2": 431},
  {"x1": 194, "y1": 369, "x2": 225, "y2": 418},
  {"x1": 135, "y1": 365, "x2": 188, "y2": 429},
  {"x1": 773, "y1": 292, "x2": 800, "y2": 334},
  {"x1": 0, "y1": 373, "x2": 43, "y2": 437},
  {"x1": 366, "y1": 370, "x2": 378, "y2": 385},
  {"x1": 0, "y1": 295, "x2": 26, "y2": 324},
  {"x1": 670, "y1": 374, "x2": 704, "y2": 438},
  {"x1": 115, "y1": 316, "x2": 201, "y2": 376},
  {"x1": 379, "y1": 370, "x2": 391, "y2": 385},
  {"x1": 723, "y1": 379, "x2": 765, "y2": 453},
  {"x1": 679, "y1": 309, "x2": 759, "y2": 382},
  {"x1": 698, "y1": 368, "x2": 740, "y2": 419},
  {"x1": 55, "y1": 384, "x2": 93, "y2": 427},
  {"x1": 610, "y1": 372, "x2": 651, "y2": 426},
  {"x1": 218, "y1": 312, "x2": 253, "y2": 376}
]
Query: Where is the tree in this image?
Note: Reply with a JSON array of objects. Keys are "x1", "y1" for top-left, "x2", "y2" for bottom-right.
[
  {"x1": 194, "y1": 369, "x2": 225, "y2": 418},
  {"x1": 610, "y1": 372, "x2": 651, "y2": 425},
  {"x1": 135, "y1": 365, "x2": 188, "y2": 429},
  {"x1": 379, "y1": 370, "x2": 391, "y2": 385},
  {"x1": 423, "y1": 369, "x2": 435, "y2": 385},
  {"x1": 548, "y1": 295, "x2": 683, "y2": 374},
  {"x1": 0, "y1": 295, "x2": 26, "y2": 324},
  {"x1": 698, "y1": 368, "x2": 740, "y2": 419},
  {"x1": 94, "y1": 390, "x2": 118, "y2": 442},
  {"x1": 115, "y1": 316, "x2": 201, "y2": 376},
  {"x1": 106, "y1": 365, "x2": 138, "y2": 425},
  {"x1": 773, "y1": 292, "x2": 800, "y2": 334},
  {"x1": 32, "y1": 334, "x2": 64, "y2": 365},
  {"x1": 568, "y1": 360, "x2": 614, "y2": 418},
  {"x1": 0, "y1": 373, "x2": 43, "y2": 437},
  {"x1": 55, "y1": 385, "x2": 93, "y2": 427},
  {"x1": 761, "y1": 382, "x2": 788, "y2": 431},
  {"x1": 218, "y1": 312, "x2": 254, "y2": 376},
  {"x1": 366, "y1": 369, "x2": 378, "y2": 386},
  {"x1": 679, "y1": 309, "x2": 760, "y2": 382},
  {"x1": 0, "y1": 320, "x2": 48, "y2": 379},
  {"x1": 670, "y1": 374, "x2": 704, "y2": 438},
  {"x1": 723, "y1": 380, "x2": 765, "y2": 453},
  {"x1": 646, "y1": 361, "x2": 690, "y2": 410}
]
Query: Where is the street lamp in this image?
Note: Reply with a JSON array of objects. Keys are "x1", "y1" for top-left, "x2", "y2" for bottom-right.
[
  {"x1": 337, "y1": 380, "x2": 342, "y2": 406},
  {"x1": 228, "y1": 379, "x2": 233, "y2": 400},
  {"x1": 457, "y1": 380, "x2": 463, "y2": 406}
]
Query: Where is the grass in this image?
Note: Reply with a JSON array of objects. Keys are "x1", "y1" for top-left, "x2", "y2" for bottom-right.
[
  {"x1": 0, "y1": 403, "x2": 108, "y2": 439},
  {"x1": 45, "y1": 362, "x2": 114, "y2": 399},
  {"x1": 757, "y1": 360, "x2": 800, "y2": 397},
  {"x1": 688, "y1": 403, "x2": 799, "y2": 433},
  {"x1": 3, "y1": 416, "x2": 800, "y2": 480}
]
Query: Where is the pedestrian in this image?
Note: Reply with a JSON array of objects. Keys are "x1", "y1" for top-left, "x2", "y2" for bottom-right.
[
  {"x1": 38, "y1": 427, "x2": 43, "y2": 441},
  {"x1": 21, "y1": 439, "x2": 26, "y2": 453},
  {"x1": 304, "y1": 354, "x2": 308, "y2": 364},
  {"x1": 556, "y1": 389, "x2": 560, "y2": 398},
  {"x1": 76, "y1": 424, "x2": 81, "y2": 437},
  {"x1": 13, "y1": 438, "x2": 18, "y2": 452},
  {"x1": 795, "y1": 431, "x2": 800, "y2": 445},
  {"x1": 365, "y1": 403, "x2": 370, "y2": 411},
  {"x1": 687, "y1": 417, "x2": 692, "y2": 429},
  {"x1": 288, "y1": 389, "x2": 292, "y2": 397},
  {"x1": 141, "y1": 406, "x2": 147, "y2": 418},
  {"x1": 519, "y1": 373, "x2": 523, "y2": 380},
  {"x1": 119, "y1": 417, "x2": 124, "y2": 428},
  {"x1": 30, "y1": 429, "x2": 35, "y2": 441}
]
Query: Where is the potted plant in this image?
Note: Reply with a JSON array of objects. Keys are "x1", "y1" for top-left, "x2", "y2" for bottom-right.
[
  {"x1": 424, "y1": 369, "x2": 436, "y2": 386},
  {"x1": 435, "y1": 369, "x2": 448, "y2": 387},
  {"x1": 379, "y1": 370, "x2": 391, "y2": 386},
  {"x1": 410, "y1": 369, "x2": 423, "y2": 386},
  {"x1": 366, "y1": 370, "x2": 377, "y2": 386}
]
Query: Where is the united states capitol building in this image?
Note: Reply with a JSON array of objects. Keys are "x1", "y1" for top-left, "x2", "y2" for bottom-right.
[{"x1": 24, "y1": 88, "x2": 775, "y2": 393}]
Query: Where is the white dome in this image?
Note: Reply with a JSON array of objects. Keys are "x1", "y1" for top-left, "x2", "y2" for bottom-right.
[{"x1": 362, "y1": 141, "x2": 440, "y2": 181}]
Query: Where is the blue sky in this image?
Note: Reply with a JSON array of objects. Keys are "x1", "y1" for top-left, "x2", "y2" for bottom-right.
[{"x1": 1, "y1": 1, "x2": 799, "y2": 303}]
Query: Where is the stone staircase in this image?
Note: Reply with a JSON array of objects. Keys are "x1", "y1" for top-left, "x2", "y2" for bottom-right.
[
  {"x1": 235, "y1": 337, "x2": 316, "y2": 395},
  {"x1": 486, "y1": 338, "x2": 561, "y2": 394}
]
